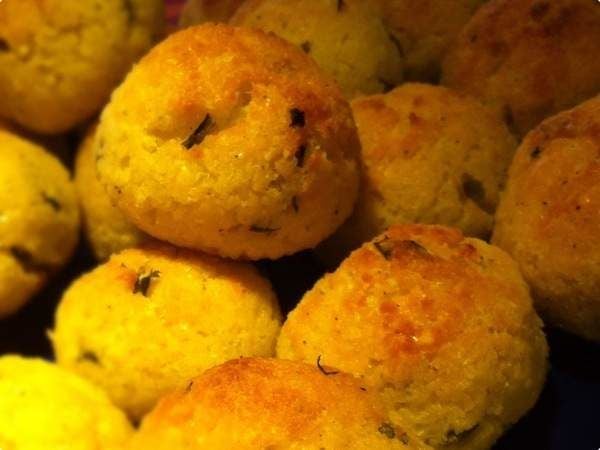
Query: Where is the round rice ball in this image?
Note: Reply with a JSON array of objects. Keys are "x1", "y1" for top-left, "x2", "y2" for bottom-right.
[
  {"x1": 280, "y1": 224, "x2": 548, "y2": 449},
  {"x1": 230, "y1": 0, "x2": 404, "y2": 98},
  {"x1": 52, "y1": 244, "x2": 282, "y2": 420},
  {"x1": 75, "y1": 125, "x2": 147, "y2": 261},
  {"x1": 0, "y1": 355, "x2": 132, "y2": 450},
  {"x1": 442, "y1": 0, "x2": 600, "y2": 137},
  {"x1": 95, "y1": 24, "x2": 360, "y2": 260},
  {"x1": 0, "y1": 0, "x2": 164, "y2": 134},
  {"x1": 493, "y1": 95, "x2": 600, "y2": 342},
  {"x1": 130, "y1": 357, "x2": 429, "y2": 450},
  {"x1": 0, "y1": 128, "x2": 79, "y2": 318}
]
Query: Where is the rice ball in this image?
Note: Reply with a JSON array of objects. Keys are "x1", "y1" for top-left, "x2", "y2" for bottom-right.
[
  {"x1": 75, "y1": 125, "x2": 147, "y2": 261},
  {"x1": 0, "y1": 355, "x2": 132, "y2": 450},
  {"x1": 230, "y1": 0, "x2": 404, "y2": 98},
  {"x1": 442, "y1": 0, "x2": 600, "y2": 137},
  {"x1": 95, "y1": 24, "x2": 360, "y2": 260},
  {"x1": 52, "y1": 244, "x2": 282, "y2": 420},
  {"x1": 130, "y1": 357, "x2": 429, "y2": 450},
  {"x1": 280, "y1": 224, "x2": 548, "y2": 449},
  {"x1": 0, "y1": 0, "x2": 164, "y2": 134},
  {"x1": 493, "y1": 95, "x2": 600, "y2": 342},
  {"x1": 0, "y1": 128, "x2": 79, "y2": 317}
]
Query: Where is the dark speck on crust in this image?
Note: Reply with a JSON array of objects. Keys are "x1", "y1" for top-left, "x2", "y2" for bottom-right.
[
  {"x1": 294, "y1": 144, "x2": 307, "y2": 167},
  {"x1": 316, "y1": 355, "x2": 339, "y2": 375},
  {"x1": 77, "y1": 350, "x2": 101, "y2": 365},
  {"x1": 300, "y1": 41, "x2": 312, "y2": 53},
  {"x1": 290, "y1": 108, "x2": 305, "y2": 128},
  {"x1": 373, "y1": 235, "x2": 394, "y2": 260},
  {"x1": 530, "y1": 146, "x2": 542, "y2": 158},
  {"x1": 378, "y1": 422, "x2": 396, "y2": 439},
  {"x1": 133, "y1": 269, "x2": 160, "y2": 297},
  {"x1": 337, "y1": 0, "x2": 345, "y2": 12},
  {"x1": 249, "y1": 225, "x2": 279, "y2": 234},
  {"x1": 182, "y1": 114, "x2": 214, "y2": 149},
  {"x1": 530, "y1": 2, "x2": 550, "y2": 20},
  {"x1": 41, "y1": 193, "x2": 61, "y2": 211},
  {"x1": 0, "y1": 38, "x2": 9, "y2": 52}
]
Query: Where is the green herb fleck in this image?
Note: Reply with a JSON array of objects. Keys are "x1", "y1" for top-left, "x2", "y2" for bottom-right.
[
  {"x1": 182, "y1": 114, "x2": 214, "y2": 149},
  {"x1": 133, "y1": 269, "x2": 160, "y2": 297}
]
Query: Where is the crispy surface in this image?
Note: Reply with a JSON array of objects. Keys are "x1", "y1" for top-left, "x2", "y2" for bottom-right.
[
  {"x1": 442, "y1": 0, "x2": 600, "y2": 137},
  {"x1": 231, "y1": 0, "x2": 404, "y2": 98},
  {"x1": 179, "y1": 0, "x2": 244, "y2": 26},
  {"x1": 0, "y1": 0, "x2": 164, "y2": 134},
  {"x1": 374, "y1": 0, "x2": 485, "y2": 81},
  {"x1": 493, "y1": 95, "x2": 600, "y2": 342},
  {"x1": 96, "y1": 24, "x2": 360, "y2": 259},
  {"x1": 319, "y1": 83, "x2": 516, "y2": 264},
  {"x1": 280, "y1": 224, "x2": 548, "y2": 449},
  {"x1": 130, "y1": 357, "x2": 429, "y2": 450},
  {"x1": 52, "y1": 244, "x2": 282, "y2": 420},
  {"x1": 0, "y1": 129, "x2": 79, "y2": 317},
  {"x1": 75, "y1": 125, "x2": 147, "y2": 261},
  {"x1": 0, "y1": 355, "x2": 132, "y2": 450}
]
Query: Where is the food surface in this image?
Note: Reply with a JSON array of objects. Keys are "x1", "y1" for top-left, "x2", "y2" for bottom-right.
[
  {"x1": 0, "y1": 0, "x2": 164, "y2": 134},
  {"x1": 493, "y1": 95, "x2": 600, "y2": 342},
  {"x1": 52, "y1": 244, "x2": 282, "y2": 419},
  {"x1": 75, "y1": 125, "x2": 147, "y2": 261},
  {"x1": 179, "y1": 0, "x2": 244, "y2": 26},
  {"x1": 95, "y1": 24, "x2": 360, "y2": 260},
  {"x1": 442, "y1": 0, "x2": 600, "y2": 137},
  {"x1": 231, "y1": 0, "x2": 404, "y2": 98},
  {"x1": 320, "y1": 83, "x2": 516, "y2": 264},
  {"x1": 374, "y1": 0, "x2": 486, "y2": 81},
  {"x1": 0, "y1": 129, "x2": 79, "y2": 317},
  {"x1": 130, "y1": 357, "x2": 429, "y2": 450},
  {"x1": 0, "y1": 355, "x2": 132, "y2": 450},
  {"x1": 280, "y1": 224, "x2": 548, "y2": 449}
]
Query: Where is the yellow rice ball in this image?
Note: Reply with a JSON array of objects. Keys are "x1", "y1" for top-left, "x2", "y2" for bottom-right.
[
  {"x1": 75, "y1": 125, "x2": 147, "y2": 261},
  {"x1": 442, "y1": 0, "x2": 600, "y2": 137},
  {"x1": 95, "y1": 24, "x2": 360, "y2": 259},
  {"x1": 279, "y1": 224, "x2": 548, "y2": 449},
  {"x1": 493, "y1": 95, "x2": 600, "y2": 342},
  {"x1": 179, "y1": 0, "x2": 245, "y2": 27},
  {"x1": 130, "y1": 357, "x2": 430, "y2": 450},
  {"x1": 373, "y1": 0, "x2": 486, "y2": 81},
  {"x1": 319, "y1": 83, "x2": 516, "y2": 264},
  {"x1": 230, "y1": 0, "x2": 404, "y2": 98},
  {"x1": 0, "y1": 355, "x2": 132, "y2": 450},
  {"x1": 0, "y1": 129, "x2": 79, "y2": 318},
  {"x1": 52, "y1": 244, "x2": 282, "y2": 420},
  {"x1": 0, "y1": 0, "x2": 164, "y2": 134}
]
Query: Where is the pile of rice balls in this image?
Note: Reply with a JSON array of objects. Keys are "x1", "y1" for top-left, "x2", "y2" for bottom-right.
[{"x1": 0, "y1": 0, "x2": 598, "y2": 448}]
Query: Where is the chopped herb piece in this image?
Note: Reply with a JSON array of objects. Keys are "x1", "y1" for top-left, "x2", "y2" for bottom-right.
[
  {"x1": 182, "y1": 114, "x2": 214, "y2": 149},
  {"x1": 133, "y1": 269, "x2": 160, "y2": 297},
  {"x1": 530, "y1": 146, "x2": 542, "y2": 158},
  {"x1": 290, "y1": 108, "x2": 305, "y2": 128},
  {"x1": 300, "y1": 41, "x2": 312, "y2": 53},
  {"x1": 316, "y1": 355, "x2": 339, "y2": 376},
  {"x1": 42, "y1": 193, "x2": 61, "y2": 211},
  {"x1": 250, "y1": 225, "x2": 279, "y2": 234},
  {"x1": 0, "y1": 38, "x2": 9, "y2": 52},
  {"x1": 78, "y1": 350, "x2": 101, "y2": 365},
  {"x1": 337, "y1": 0, "x2": 345, "y2": 12},
  {"x1": 378, "y1": 423, "x2": 396, "y2": 439},
  {"x1": 294, "y1": 144, "x2": 307, "y2": 167},
  {"x1": 292, "y1": 196, "x2": 299, "y2": 212},
  {"x1": 373, "y1": 236, "x2": 393, "y2": 260}
]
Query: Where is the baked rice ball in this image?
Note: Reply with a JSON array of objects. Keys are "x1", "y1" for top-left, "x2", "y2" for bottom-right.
[
  {"x1": 0, "y1": 355, "x2": 132, "y2": 450},
  {"x1": 442, "y1": 0, "x2": 600, "y2": 137},
  {"x1": 95, "y1": 24, "x2": 360, "y2": 260},
  {"x1": 75, "y1": 125, "x2": 147, "y2": 261},
  {"x1": 279, "y1": 224, "x2": 548, "y2": 449},
  {"x1": 0, "y1": 0, "x2": 164, "y2": 134},
  {"x1": 130, "y1": 357, "x2": 429, "y2": 450},
  {"x1": 230, "y1": 0, "x2": 404, "y2": 98},
  {"x1": 52, "y1": 244, "x2": 282, "y2": 420},
  {"x1": 373, "y1": 0, "x2": 486, "y2": 81},
  {"x1": 319, "y1": 83, "x2": 516, "y2": 264},
  {"x1": 493, "y1": 95, "x2": 600, "y2": 342},
  {"x1": 179, "y1": 0, "x2": 245, "y2": 27},
  {"x1": 0, "y1": 129, "x2": 79, "y2": 318}
]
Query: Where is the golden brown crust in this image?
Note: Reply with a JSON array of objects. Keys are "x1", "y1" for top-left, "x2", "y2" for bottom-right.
[
  {"x1": 96, "y1": 24, "x2": 359, "y2": 259},
  {"x1": 442, "y1": 0, "x2": 600, "y2": 137},
  {"x1": 280, "y1": 224, "x2": 548, "y2": 448},
  {"x1": 131, "y1": 358, "x2": 429, "y2": 450},
  {"x1": 493, "y1": 95, "x2": 600, "y2": 341}
]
